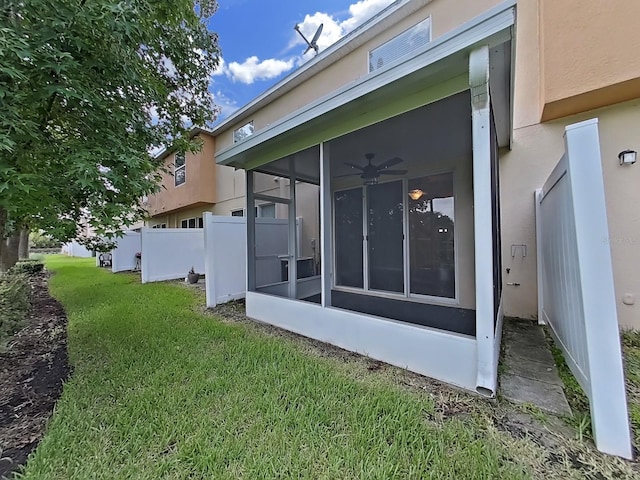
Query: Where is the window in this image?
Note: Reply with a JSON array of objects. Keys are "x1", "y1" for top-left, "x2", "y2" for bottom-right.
[
  {"x1": 258, "y1": 203, "x2": 276, "y2": 218},
  {"x1": 233, "y1": 121, "x2": 254, "y2": 144},
  {"x1": 181, "y1": 217, "x2": 203, "y2": 228},
  {"x1": 174, "y1": 152, "x2": 186, "y2": 186},
  {"x1": 231, "y1": 209, "x2": 244, "y2": 217},
  {"x1": 369, "y1": 17, "x2": 431, "y2": 72},
  {"x1": 333, "y1": 172, "x2": 455, "y2": 300},
  {"x1": 152, "y1": 223, "x2": 167, "y2": 229}
]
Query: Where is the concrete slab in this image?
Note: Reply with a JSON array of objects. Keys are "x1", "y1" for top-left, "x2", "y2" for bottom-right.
[
  {"x1": 503, "y1": 358, "x2": 562, "y2": 385},
  {"x1": 504, "y1": 341, "x2": 555, "y2": 365},
  {"x1": 500, "y1": 319, "x2": 571, "y2": 416},
  {"x1": 501, "y1": 374, "x2": 571, "y2": 416}
]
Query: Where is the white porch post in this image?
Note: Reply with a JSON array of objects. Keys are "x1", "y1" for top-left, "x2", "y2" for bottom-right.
[
  {"x1": 288, "y1": 158, "x2": 297, "y2": 299},
  {"x1": 246, "y1": 170, "x2": 256, "y2": 292},
  {"x1": 320, "y1": 142, "x2": 332, "y2": 307},
  {"x1": 470, "y1": 45, "x2": 497, "y2": 396}
]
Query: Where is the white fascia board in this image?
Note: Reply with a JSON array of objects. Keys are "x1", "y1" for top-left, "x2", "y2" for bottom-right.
[{"x1": 217, "y1": 1, "x2": 515, "y2": 167}]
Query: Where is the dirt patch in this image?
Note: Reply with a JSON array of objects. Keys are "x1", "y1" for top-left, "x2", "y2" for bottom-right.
[{"x1": 0, "y1": 272, "x2": 70, "y2": 479}]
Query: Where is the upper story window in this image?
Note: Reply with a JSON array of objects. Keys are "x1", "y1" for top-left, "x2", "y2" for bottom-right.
[
  {"x1": 174, "y1": 152, "x2": 186, "y2": 187},
  {"x1": 233, "y1": 121, "x2": 254, "y2": 143},
  {"x1": 369, "y1": 17, "x2": 431, "y2": 73}
]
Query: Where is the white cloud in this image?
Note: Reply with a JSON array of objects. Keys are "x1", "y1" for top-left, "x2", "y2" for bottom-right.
[
  {"x1": 341, "y1": 0, "x2": 394, "y2": 32},
  {"x1": 212, "y1": 57, "x2": 228, "y2": 77},
  {"x1": 210, "y1": 90, "x2": 239, "y2": 120},
  {"x1": 214, "y1": 0, "x2": 394, "y2": 93},
  {"x1": 291, "y1": 0, "x2": 394, "y2": 57},
  {"x1": 227, "y1": 56, "x2": 295, "y2": 84}
]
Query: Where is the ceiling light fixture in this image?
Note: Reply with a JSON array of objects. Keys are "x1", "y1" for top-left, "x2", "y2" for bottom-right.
[{"x1": 408, "y1": 189, "x2": 424, "y2": 201}]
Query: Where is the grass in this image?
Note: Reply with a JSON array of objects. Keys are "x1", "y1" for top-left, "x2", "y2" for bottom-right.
[{"x1": 16, "y1": 256, "x2": 639, "y2": 479}]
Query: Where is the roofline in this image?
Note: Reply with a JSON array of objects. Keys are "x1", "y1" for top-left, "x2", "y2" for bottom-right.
[
  {"x1": 211, "y1": 0, "x2": 432, "y2": 135},
  {"x1": 215, "y1": 0, "x2": 516, "y2": 167},
  {"x1": 153, "y1": 127, "x2": 215, "y2": 161}
]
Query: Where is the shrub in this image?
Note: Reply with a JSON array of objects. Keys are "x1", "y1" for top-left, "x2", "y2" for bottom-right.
[
  {"x1": 10, "y1": 260, "x2": 45, "y2": 276},
  {"x1": 0, "y1": 273, "x2": 30, "y2": 341}
]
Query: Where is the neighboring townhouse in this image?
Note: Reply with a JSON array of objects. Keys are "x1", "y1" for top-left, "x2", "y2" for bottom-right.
[
  {"x1": 145, "y1": 128, "x2": 234, "y2": 227},
  {"x1": 208, "y1": 0, "x2": 638, "y2": 442},
  {"x1": 144, "y1": 128, "x2": 321, "y2": 265}
]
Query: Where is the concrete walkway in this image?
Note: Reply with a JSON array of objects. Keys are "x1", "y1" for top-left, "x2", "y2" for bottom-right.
[{"x1": 500, "y1": 319, "x2": 572, "y2": 416}]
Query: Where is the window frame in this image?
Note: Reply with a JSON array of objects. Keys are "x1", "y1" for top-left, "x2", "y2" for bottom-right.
[
  {"x1": 180, "y1": 217, "x2": 204, "y2": 229},
  {"x1": 174, "y1": 152, "x2": 186, "y2": 187},
  {"x1": 233, "y1": 121, "x2": 254, "y2": 144},
  {"x1": 368, "y1": 16, "x2": 432, "y2": 73},
  {"x1": 331, "y1": 170, "x2": 459, "y2": 306}
]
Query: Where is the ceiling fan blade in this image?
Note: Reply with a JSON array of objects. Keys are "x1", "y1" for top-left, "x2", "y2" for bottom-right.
[
  {"x1": 343, "y1": 162, "x2": 365, "y2": 171},
  {"x1": 335, "y1": 173, "x2": 363, "y2": 178},
  {"x1": 379, "y1": 169, "x2": 408, "y2": 175},
  {"x1": 376, "y1": 157, "x2": 403, "y2": 169}
]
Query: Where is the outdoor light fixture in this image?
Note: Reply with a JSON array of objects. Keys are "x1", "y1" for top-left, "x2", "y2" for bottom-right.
[
  {"x1": 408, "y1": 188, "x2": 424, "y2": 200},
  {"x1": 618, "y1": 149, "x2": 637, "y2": 166}
]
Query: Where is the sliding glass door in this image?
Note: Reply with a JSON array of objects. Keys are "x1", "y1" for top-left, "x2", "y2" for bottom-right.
[
  {"x1": 334, "y1": 173, "x2": 456, "y2": 301},
  {"x1": 367, "y1": 181, "x2": 404, "y2": 293}
]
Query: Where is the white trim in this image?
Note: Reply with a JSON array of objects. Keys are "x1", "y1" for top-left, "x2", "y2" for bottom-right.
[
  {"x1": 216, "y1": 2, "x2": 515, "y2": 166},
  {"x1": 246, "y1": 291, "x2": 478, "y2": 391},
  {"x1": 470, "y1": 45, "x2": 496, "y2": 397},
  {"x1": 534, "y1": 188, "x2": 545, "y2": 324},
  {"x1": 320, "y1": 142, "x2": 332, "y2": 308}
]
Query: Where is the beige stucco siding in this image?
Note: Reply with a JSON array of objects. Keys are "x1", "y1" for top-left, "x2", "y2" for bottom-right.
[
  {"x1": 501, "y1": 99, "x2": 640, "y2": 329},
  {"x1": 147, "y1": 134, "x2": 217, "y2": 217},
  {"x1": 215, "y1": 0, "x2": 503, "y2": 155},
  {"x1": 539, "y1": 0, "x2": 640, "y2": 120}
]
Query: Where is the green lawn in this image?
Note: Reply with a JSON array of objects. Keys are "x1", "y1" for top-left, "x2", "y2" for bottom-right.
[{"x1": 17, "y1": 256, "x2": 637, "y2": 479}]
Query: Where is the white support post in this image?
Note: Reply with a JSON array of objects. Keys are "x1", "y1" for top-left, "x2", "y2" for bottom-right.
[
  {"x1": 320, "y1": 142, "x2": 332, "y2": 308},
  {"x1": 246, "y1": 171, "x2": 256, "y2": 292},
  {"x1": 288, "y1": 159, "x2": 297, "y2": 299},
  {"x1": 470, "y1": 45, "x2": 497, "y2": 396},
  {"x1": 565, "y1": 119, "x2": 632, "y2": 459},
  {"x1": 534, "y1": 189, "x2": 545, "y2": 325}
]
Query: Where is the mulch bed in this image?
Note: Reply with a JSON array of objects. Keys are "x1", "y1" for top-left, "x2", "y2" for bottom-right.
[{"x1": 0, "y1": 272, "x2": 70, "y2": 479}]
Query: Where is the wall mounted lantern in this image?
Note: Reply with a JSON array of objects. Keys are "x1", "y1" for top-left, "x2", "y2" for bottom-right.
[{"x1": 618, "y1": 149, "x2": 637, "y2": 166}]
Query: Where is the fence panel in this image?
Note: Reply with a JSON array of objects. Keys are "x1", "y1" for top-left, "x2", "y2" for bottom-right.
[
  {"x1": 111, "y1": 231, "x2": 141, "y2": 273},
  {"x1": 141, "y1": 228, "x2": 204, "y2": 283},
  {"x1": 536, "y1": 118, "x2": 631, "y2": 458}
]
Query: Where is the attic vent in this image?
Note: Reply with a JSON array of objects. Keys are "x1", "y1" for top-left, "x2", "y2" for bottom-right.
[{"x1": 369, "y1": 17, "x2": 431, "y2": 72}]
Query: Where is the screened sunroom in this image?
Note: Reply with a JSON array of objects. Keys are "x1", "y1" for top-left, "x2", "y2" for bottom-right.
[{"x1": 216, "y1": 2, "x2": 515, "y2": 394}]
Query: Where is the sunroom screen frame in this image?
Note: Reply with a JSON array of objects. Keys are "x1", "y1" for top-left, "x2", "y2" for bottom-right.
[{"x1": 224, "y1": 2, "x2": 515, "y2": 394}]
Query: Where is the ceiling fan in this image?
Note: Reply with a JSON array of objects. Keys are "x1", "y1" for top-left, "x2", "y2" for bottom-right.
[{"x1": 337, "y1": 153, "x2": 407, "y2": 184}]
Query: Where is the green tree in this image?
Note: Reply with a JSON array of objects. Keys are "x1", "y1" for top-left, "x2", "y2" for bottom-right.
[{"x1": 0, "y1": 0, "x2": 220, "y2": 270}]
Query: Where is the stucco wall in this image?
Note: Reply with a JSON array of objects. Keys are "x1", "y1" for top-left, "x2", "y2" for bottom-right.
[
  {"x1": 146, "y1": 134, "x2": 217, "y2": 216},
  {"x1": 501, "y1": 99, "x2": 640, "y2": 329},
  {"x1": 539, "y1": 0, "x2": 640, "y2": 121}
]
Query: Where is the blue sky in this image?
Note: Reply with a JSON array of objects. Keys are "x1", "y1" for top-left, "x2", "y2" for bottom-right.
[{"x1": 207, "y1": 0, "x2": 395, "y2": 122}]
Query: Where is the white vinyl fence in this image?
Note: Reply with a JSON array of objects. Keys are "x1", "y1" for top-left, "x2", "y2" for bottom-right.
[
  {"x1": 61, "y1": 241, "x2": 93, "y2": 258},
  {"x1": 141, "y1": 227, "x2": 204, "y2": 283},
  {"x1": 535, "y1": 119, "x2": 631, "y2": 458},
  {"x1": 111, "y1": 231, "x2": 141, "y2": 273},
  {"x1": 203, "y1": 214, "x2": 293, "y2": 307},
  {"x1": 203, "y1": 214, "x2": 246, "y2": 307}
]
